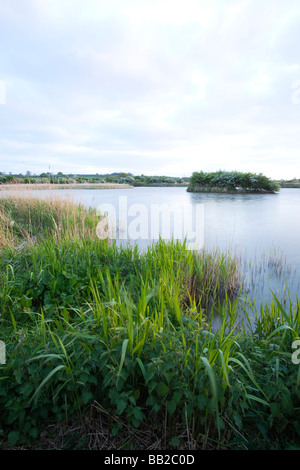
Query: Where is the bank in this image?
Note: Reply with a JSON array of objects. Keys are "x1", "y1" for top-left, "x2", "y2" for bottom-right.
[{"x1": 0, "y1": 195, "x2": 299, "y2": 450}]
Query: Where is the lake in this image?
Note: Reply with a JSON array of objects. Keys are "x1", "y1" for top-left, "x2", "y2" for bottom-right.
[{"x1": 2, "y1": 186, "x2": 300, "y2": 311}]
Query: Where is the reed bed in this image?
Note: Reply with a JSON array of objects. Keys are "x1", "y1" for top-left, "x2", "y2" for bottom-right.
[
  {"x1": 0, "y1": 193, "x2": 97, "y2": 249},
  {"x1": 0, "y1": 195, "x2": 299, "y2": 450}
]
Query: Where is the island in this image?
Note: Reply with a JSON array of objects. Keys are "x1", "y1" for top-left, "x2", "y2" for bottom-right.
[{"x1": 187, "y1": 170, "x2": 281, "y2": 193}]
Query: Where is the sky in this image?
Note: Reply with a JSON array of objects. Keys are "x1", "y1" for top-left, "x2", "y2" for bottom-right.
[{"x1": 0, "y1": 0, "x2": 300, "y2": 179}]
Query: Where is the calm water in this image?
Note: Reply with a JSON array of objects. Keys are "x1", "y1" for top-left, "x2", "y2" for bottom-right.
[{"x1": 3, "y1": 186, "x2": 300, "y2": 309}]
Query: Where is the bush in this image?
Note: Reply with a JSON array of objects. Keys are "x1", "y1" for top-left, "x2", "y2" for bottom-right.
[
  {"x1": 0, "y1": 175, "x2": 15, "y2": 184},
  {"x1": 188, "y1": 171, "x2": 280, "y2": 193}
]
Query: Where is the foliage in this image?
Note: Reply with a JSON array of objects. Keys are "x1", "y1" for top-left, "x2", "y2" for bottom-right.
[
  {"x1": 0, "y1": 172, "x2": 190, "y2": 186},
  {"x1": 0, "y1": 175, "x2": 16, "y2": 185},
  {"x1": 0, "y1": 196, "x2": 299, "y2": 450},
  {"x1": 188, "y1": 171, "x2": 281, "y2": 193}
]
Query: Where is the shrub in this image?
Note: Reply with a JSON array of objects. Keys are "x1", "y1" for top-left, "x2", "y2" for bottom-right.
[{"x1": 188, "y1": 171, "x2": 280, "y2": 193}]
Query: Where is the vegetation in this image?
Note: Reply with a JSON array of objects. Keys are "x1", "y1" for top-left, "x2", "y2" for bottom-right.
[
  {"x1": 0, "y1": 195, "x2": 299, "y2": 450},
  {"x1": 187, "y1": 171, "x2": 281, "y2": 193},
  {"x1": 0, "y1": 171, "x2": 189, "y2": 187},
  {"x1": 0, "y1": 174, "x2": 16, "y2": 185},
  {"x1": 279, "y1": 178, "x2": 300, "y2": 188},
  {"x1": 2, "y1": 171, "x2": 300, "y2": 190}
]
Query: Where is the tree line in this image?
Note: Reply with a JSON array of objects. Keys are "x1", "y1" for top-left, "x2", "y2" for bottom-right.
[{"x1": 0, "y1": 172, "x2": 190, "y2": 186}]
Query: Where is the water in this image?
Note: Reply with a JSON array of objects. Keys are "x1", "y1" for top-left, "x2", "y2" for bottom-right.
[
  {"x1": 187, "y1": 188, "x2": 300, "y2": 311},
  {"x1": 2, "y1": 186, "x2": 300, "y2": 309}
]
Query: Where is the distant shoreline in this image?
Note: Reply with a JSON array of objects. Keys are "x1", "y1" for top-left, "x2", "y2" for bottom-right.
[
  {"x1": 280, "y1": 183, "x2": 300, "y2": 188},
  {"x1": 0, "y1": 182, "x2": 134, "y2": 191},
  {"x1": 1, "y1": 182, "x2": 298, "y2": 192},
  {"x1": 0, "y1": 182, "x2": 189, "y2": 191}
]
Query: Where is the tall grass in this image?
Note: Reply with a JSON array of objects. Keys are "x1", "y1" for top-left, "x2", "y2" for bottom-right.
[
  {"x1": 0, "y1": 193, "x2": 97, "y2": 249},
  {"x1": 0, "y1": 195, "x2": 299, "y2": 450}
]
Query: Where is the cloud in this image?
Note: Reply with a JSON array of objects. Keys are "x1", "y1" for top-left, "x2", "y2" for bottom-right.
[{"x1": 0, "y1": 0, "x2": 300, "y2": 179}]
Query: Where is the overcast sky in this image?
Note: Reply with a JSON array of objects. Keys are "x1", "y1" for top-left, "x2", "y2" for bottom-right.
[{"x1": 0, "y1": 0, "x2": 300, "y2": 179}]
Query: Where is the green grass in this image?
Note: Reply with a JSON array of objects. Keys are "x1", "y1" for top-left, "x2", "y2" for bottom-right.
[{"x1": 0, "y1": 195, "x2": 299, "y2": 450}]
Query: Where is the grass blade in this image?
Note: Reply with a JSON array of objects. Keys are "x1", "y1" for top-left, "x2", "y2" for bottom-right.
[{"x1": 30, "y1": 364, "x2": 65, "y2": 403}]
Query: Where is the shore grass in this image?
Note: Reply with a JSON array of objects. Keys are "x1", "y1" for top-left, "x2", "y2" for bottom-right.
[
  {"x1": 0, "y1": 194, "x2": 98, "y2": 249},
  {"x1": 0, "y1": 195, "x2": 299, "y2": 450},
  {"x1": 0, "y1": 182, "x2": 133, "y2": 191}
]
